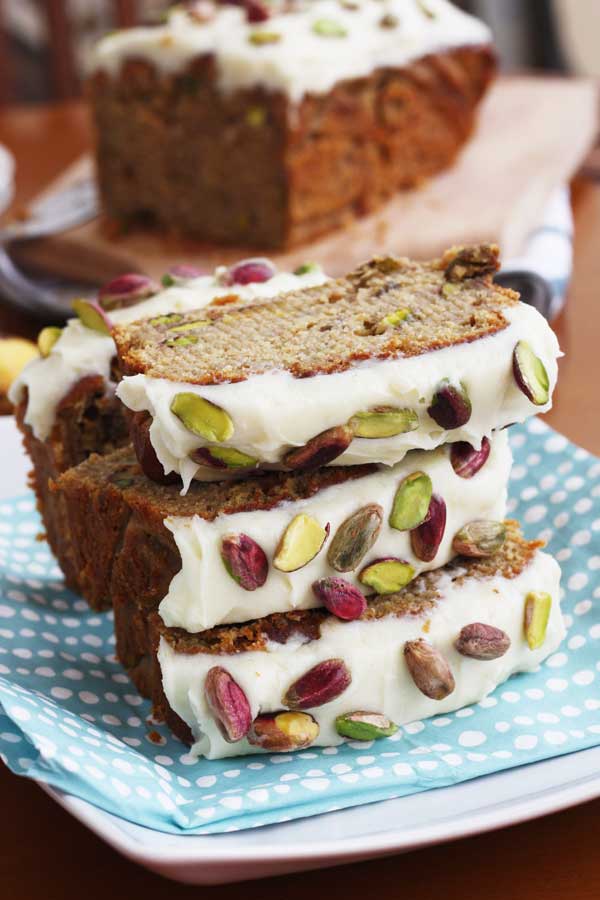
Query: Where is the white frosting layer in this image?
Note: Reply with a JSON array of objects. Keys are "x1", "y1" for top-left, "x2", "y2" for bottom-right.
[
  {"x1": 160, "y1": 430, "x2": 511, "y2": 631},
  {"x1": 90, "y1": 0, "x2": 491, "y2": 103},
  {"x1": 9, "y1": 266, "x2": 327, "y2": 441},
  {"x1": 158, "y1": 547, "x2": 564, "y2": 759},
  {"x1": 117, "y1": 303, "x2": 560, "y2": 491}
]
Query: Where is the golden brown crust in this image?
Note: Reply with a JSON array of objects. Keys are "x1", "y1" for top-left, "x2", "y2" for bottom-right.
[
  {"x1": 115, "y1": 244, "x2": 517, "y2": 384},
  {"x1": 56, "y1": 446, "x2": 377, "y2": 522},
  {"x1": 14, "y1": 385, "x2": 130, "y2": 599}
]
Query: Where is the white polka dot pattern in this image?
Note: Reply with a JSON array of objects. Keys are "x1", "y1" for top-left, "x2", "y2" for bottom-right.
[{"x1": 0, "y1": 419, "x2": 599, "y2": 835}]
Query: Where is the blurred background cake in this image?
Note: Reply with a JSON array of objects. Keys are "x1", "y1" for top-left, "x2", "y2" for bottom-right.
[{"x1": 86, "y1": 1, "x2": 495, "y2": 247}]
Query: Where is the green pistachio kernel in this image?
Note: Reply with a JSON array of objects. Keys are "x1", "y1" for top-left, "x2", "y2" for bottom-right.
[
  {"x1": 165, "y1": 336, "x2": 199, "y2": 347},
  {"x1": 169, "y1": 319, "x2": 210, "y2": 333},
  {"x1": 389, "y1": 471, "x2": 433, "y2": 531},
  {"x1": 380, "y1": 307, "x2": 410, "y2": 328},
  {"x1": 170, "y1": 393, "x2": 234, "y2": 441},
  {"x1": 359, "y1": 558, "x2": 415, "y2": 594},
  {"x1": 335, "y1": 711, "x2": 398, "y2": 741},
  {"x1": 248, "y1": 30, "x2": 282, "y2": 45},
  {"x1": 513, "y1": 341, "x2": 550, "y2": 406},
  {"x1": 312, "y1": 18, "x2": 347, "y2": 37},
  {"x1": 37, "y1": 326, "x2": 62, "y2": 358},
  {"x1": 524, "y1": 591, "x2": 552, "y2": 650},
  {"x1": 349, "y1": 406, "x2": 419, "y2": 439},
  {"x1": 294, "y1": 262, "x2": 320, "y2": 276},
  {"x1": 72, "y1": 299, "x2": 112, "y2": 335},
  {"x1": 150, "y1": 313, "x2": 183, "y2": 326},
  {"x1": 207, "y1": 446, "x2": 258, "y2": 468},
  {"x1": 273, "y1": 514, "x2": 328, "y2": 573}
]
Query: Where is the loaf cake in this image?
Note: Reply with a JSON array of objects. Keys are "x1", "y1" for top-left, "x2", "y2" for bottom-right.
[
  {"x1": 127, "y1": 521, "x2": 565, "y2": 756},
  {"x1": 155, "y1": 523, "x2": 563, "y2": 758},
  {"x1": 114, "y1": 245, "x2": 560, "y2": 490},
  {"x1": 54, "y1": 430, "x2": 510, "y2": 629},
  {"x1": 88, "y1": 0, "x2": 495, "y2": 248},
  {"x1": 10, "y1": 259, "x2": 325, "y2": 590}
]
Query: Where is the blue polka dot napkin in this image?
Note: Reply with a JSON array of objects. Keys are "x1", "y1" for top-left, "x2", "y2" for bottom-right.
[{"x1": 0, "y1": 418, "x2": 599, "y2": 835}]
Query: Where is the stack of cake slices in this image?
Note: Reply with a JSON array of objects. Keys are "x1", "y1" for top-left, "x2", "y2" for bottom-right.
[{"x1": 15, "y1": 245, "x2": 565, "y2": 759}]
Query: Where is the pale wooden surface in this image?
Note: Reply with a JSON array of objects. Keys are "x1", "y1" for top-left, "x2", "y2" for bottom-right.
[
  {"x1": 12, "y1": 76, "x2": 598, "y2": 283},
  {"x1": 1, "y1": 100, "x2": 600, "y2": 896}
]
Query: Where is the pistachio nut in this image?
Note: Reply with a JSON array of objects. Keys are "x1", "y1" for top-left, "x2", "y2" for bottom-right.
[
  {"x1": 224, "y1": 257, "x2": 276, "y2": 285},
  {"x1": 327, "y1": 503, "x2": 383, "y2": 572},
  {"x1": 169, "y1": 319, "x2": 210, "y2": 333},
  {"x1": 161, "y1": 264, "x2": 205, "y2": 287},
  {"x1": 221, "y1": 533, "x2": 268, "y2": 591},
  {"x1": 131, "y1": 412, "x2": 179, "y2": 485},
  {"x1": 294, "y1": 262, "x2": 319, "y2": 276},
  {"x1": 204, "y1": 666, "x2": 252, "y2": 743},
  {"x1": 389, "y1": 471, "x2": 433, "y2": 531},
  {"x1": 512, "y1": 341, "x2": 550, "y2": 405},
  {"x1": 377, "y1": 307, "x2": 410, "y2": 331},
  {"x1": 37, "y1": 326, "x2": 62, "y2": 358},
  {"x1": 455, "y1": 623, "x2": 511, "y2": 660},
  {"x1": 72, "y1": 298, "x2": 113, "y2": 335},
  {"x1": 443, "y1": 244, "x2": 499, "y2": 282},
  {"x1": 284, "y1": 659, "x2": 351, "y2": 709},
  {"x1": 248, "y1": 712, "x2": 319, "y2": 751},
  {"x1": 358, "y1": 557, "x2": 415, "y2": 594},
  {"x1": 166, "y1": 335, "x2": 198, "y2": 347},
  {"x1": 192, "y1": 445, "x2": 258, "y2": 469},
  {"x1": 273, "y1": 514, "x2": 329, "y2": 572},
  {"x1": 248, "y1": 29, "x2": 281, "y2": 44},
  {"x1": 283, "y1": 425, "x2": 353, "y2": 471},
  {"x1": 404, "y1": 638, "x2": 455, "y2": 700},
  {"x1": 170, "y1": 392, "x2": 234, "y2": 442},
  {"x1": 450, "y1": 437, "x2": 491, "y2": 478},
  {"x1": 335, "y1": 711, "x2": 398, "y2": 741},
  {"x1": 312, "y1": 576, "x2": 367, "y2": 621},
  {"x1": 98, "y1": 273, "x2": 158, "y2": 310},
  {"x1": 427, "y1": 379, "x2": 472, "y2": 429},
  {"x1": 524, "y1": 591, "x2": 552, "y2": 649},
  {"x1": 410, "y1": 494, "x2": 446, "y2": 562},
  {"x1": 150, "y1": 313, "x2": 183, "y2": 327},
  {"x1": 312, "y1": 17, "x2": 347, "y2": 37},
  {"x1": 452, "y1": 520, "x2": 506, "y2": 558},
  {"x1": 349, "y1": 406, "x2": 419, "y2": 439}
]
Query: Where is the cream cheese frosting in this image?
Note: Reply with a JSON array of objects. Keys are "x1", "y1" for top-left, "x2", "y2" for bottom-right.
[
  {"x1": 159, "y1": 429, "x2": 511, "y2": 631},
  {"x1": 9, "y1": 265, "x2": 327, "y2": 442},
  {"x1": 117, "y1": 302, "x2": 560, "y2": 492},
  {"x1": 158, "y1": 545, "x2": 563, "y2": 759},
  {"x1": 90, "y1": 0, "x2": 491, "y2": 103}
]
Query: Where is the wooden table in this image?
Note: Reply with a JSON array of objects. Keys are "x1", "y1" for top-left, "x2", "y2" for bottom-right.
[{"x1": 1, "y1": 102, "x2": 599, "y2": 898}]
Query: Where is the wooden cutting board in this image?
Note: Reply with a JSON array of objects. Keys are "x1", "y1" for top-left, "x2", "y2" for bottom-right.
[{"x1": 14, "y1": 76, "x2": 598, "y2": 283}]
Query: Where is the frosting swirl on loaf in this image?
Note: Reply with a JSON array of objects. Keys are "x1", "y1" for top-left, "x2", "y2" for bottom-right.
[{"x1": 90, "y1": 0, "x2": 492, "y2": 102}]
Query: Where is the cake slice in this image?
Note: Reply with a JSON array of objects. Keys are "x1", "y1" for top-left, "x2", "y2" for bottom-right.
[
  {"x1": 55, "y1": 430, "x2": 510, "y2": 630},
  {"x1": 88, "y1": 0, "x2": 494, "y2": 247},
  {"x1": 114, "y1": 245, "x2": 560, "y2": 490},
  {"x1": 10, "y1": 259, "x2": 326, "y2": 590},
  {"x1": 146, "y1": 521, "x2": 563, "y2": 758}
]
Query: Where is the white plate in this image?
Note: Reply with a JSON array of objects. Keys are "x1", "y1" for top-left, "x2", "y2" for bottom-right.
[{"x1": 2, "y1": 416, "x2": 600, "y2": 884}]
